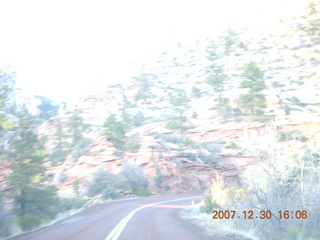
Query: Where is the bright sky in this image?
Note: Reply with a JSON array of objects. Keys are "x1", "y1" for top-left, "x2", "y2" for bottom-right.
[{"x1": 0, "y1": 0, "x2": 309, "y2": 103}]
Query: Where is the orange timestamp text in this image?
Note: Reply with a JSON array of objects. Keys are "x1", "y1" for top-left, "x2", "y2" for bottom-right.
[{"x1": 212, "y1": 210, "x2": 308, "y2": 219}]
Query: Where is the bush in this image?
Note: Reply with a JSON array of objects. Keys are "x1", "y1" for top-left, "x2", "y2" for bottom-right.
[
  {"x1": 154, "y1": 174, "x2": 163, "y2": 188},
  {"x1": 19, "y1": 215, "x2": 42, "y2": 231},
  {"x1": 200, "y1": 195, "x2": 221, "y2": 214},
  {"x1": 113, "y1": 149, "x2": 122, "y2": 156},
  {"x1": 198, "y1": 150, "x2": 222, "y2": 165},
  {"x1": 178, "y1": 151, "x2": 197, "y2": 162},
  {"x1": 49, "y1": 149, "x2": 69, "y2": 165},
  {"x1": 225, "y1": 142, "x2": 240, "y2": 149},
  {"x1": 0, "y1": 211, "x2": 14, "y2": 238},
  {"x1": 125, "y1": 136, "x2": 141, "y2": 152},
  {"x1": 155, "y1": 134, "x2": 183, "y2": 144},
  {"x1": 172, "y1": 158, "x2": 185, "y2": 168},
  {"x1": 201, "y1": 174, "x2": 227, "y2": 214},
  {"x1": 121, "y1": 162, "x2": 149, "y2": 191},
  {"x1": 14, "y1": 187, "x2": 60, "y2": 221},
  {"x1": 277, "y1": 129, "x2": 307, "y2": 142},
  {"x1": 72, "y1": 148, "x2": 89, "y2": 162},
  {"x1": 184, "y1": 138, "x2": 194, "y2": 146},
  {"x1": 165, "y1": 120, "x2": 180, "y2": 130},
  {"x1": 86, "y1": 169, "x2": 129, "y2": 199},
  {"x1": 289, "y1": 96, "x2": 304, "y2": 107},
  {"x1": 201, "y1": 142, "x2": 221, "y2": 153},
  {"x1": 101, "y1": 187, "x2": 120, "y2": 199},
  {"x1": 218, "y1": 144, "x2": 320, "y2": 240},
  {"x1": 132, "y1": 112, "x2": 146, "y2": 127},
  {"x1": 57, "y1": 197, "x2": 86, "y2": 212},
  {"x1": 133, "y1": 188, "x2": 150, "y2": 197},
  {"x1": 73, "y1": 138, "x2": 92, "y2": 150}
]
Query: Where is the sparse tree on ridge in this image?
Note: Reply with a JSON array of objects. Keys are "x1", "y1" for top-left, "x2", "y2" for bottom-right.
[
  {"x1": 166, "y1": 89, "x2": 191, "y2": 137},
  {"x1": 67, "y1": 109, "x2": 89, "y2": 148},
  {"x1": 206, "y1": 64, "x2": 229, "y2": 106},
  {"x1": 49, "y1": 119, "x2": 70, "y2": 165},
  {"x1": 238, "y1": 62, "x2": 267, "y2": 116},
  {"x1": 103, "y1": 112, "x2": 125, "y2": 149}
]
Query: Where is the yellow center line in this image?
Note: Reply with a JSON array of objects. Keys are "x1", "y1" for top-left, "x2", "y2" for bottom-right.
[{"x1": 105, "y1": 196, "x2": 203, "y2": 240}]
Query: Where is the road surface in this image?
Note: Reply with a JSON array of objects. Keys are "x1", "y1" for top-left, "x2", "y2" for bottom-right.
[{"x1": 8, "y1": 193, "x2": 229, "y2": 240}]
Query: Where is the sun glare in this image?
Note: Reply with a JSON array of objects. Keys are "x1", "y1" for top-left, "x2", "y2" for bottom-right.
[{"x1": 0, "y1": 0, "x2": 311, "y2": 102}]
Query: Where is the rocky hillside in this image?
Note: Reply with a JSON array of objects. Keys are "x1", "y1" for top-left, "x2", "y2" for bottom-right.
[{"x1": 2, "y1": 8, "x2": 320, "y2": 202}]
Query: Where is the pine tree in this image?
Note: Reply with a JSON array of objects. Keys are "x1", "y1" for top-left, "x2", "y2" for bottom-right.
[
  {"x1": 206, "y1": 40, "x2": 218, "y2": 61},
  {"x1": 223, "y1": 28, "x2": 238, "y2": 54},
  {"x1": 67, "y1": 109, "x2": 89, "y2": 149},
  {"x1": 103, "y1": 113, "x2": 125, "y2": 149},
  {"x1": 166, "y1": 89, "x2": 191, "y2": 136},
  {"x1": 238, "y1": 62, "x2": 267, "y2": 115},
  {"x1": 7, "y1": 113, "x2": 59, "y2": 221},
  {"x1": 50, "y1": 119, "x2": 70, "y2": 165},
  {"x1": 134, "y1": 73, "x2": 153, "y2": 101},
  {"x1": 0, "y1": 69, "x2": 15, "y2": 133},
  {"x1": 206, "y1": 64, "x2": 229, "y2": 106},
  {"x1": 205, "y1": 40, "x2": 230, "y2": 116},
  {"x1": 34, "y1": 95, "x2": 59, "y2": 122}
]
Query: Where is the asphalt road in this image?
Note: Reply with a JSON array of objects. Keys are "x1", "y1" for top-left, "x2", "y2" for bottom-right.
[{"x1": 8, "y1": 193, "x2": 228, "y2": 240}]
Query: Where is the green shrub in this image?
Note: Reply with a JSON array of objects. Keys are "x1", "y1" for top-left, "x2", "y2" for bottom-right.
[
  {"x1": 277, "y1": 129, "x2": 307, "y2": 142},
  {"x1": 289, "y1": 96, "x2": 304, "y2": 107},
  {"x1": 86, "y1": 169, "x2": 129, "y2": 198},
  {"x1": 216, "y1": 140, "x2": 226, "y2": 145},
  {"x1": 225, "y1": 142, "x2": 240, "y2": 149},
  {"x1": 132, "y1": 112, "x2": 146, "y2": 127},
  {"x1": 178, "y1": 151, "x2": 197, "y2": 162},
  {"x1": 198, "y1": 150, "x2": 221, "y2": 165},
  {"x1": 125, "y1": 136, "x2": 141, "y2": 152},
  {"x1": 121, "y1": 162, "x2": 149, "y2": 191},
  {"x1": 200, "y1": 195, "x2": 221, "y2": 214},
  {"x1": 49, "y1": 149, "x2": 69, "y2": 165},
  {"x1": 113, "y1": 149, "x2": 122, "y2": 156},
  {"x1": 0, "y1": 211, "x2": 13, "y2": 238},
  {"x1": 73, "y1": 138, "x2": 92, "y2": 150},
  {"x1": 19, "y1": 215, "x2": 42, "y2": 231},
  {"x1": 101, "y1": 187, "x2": 120, "y2": 199},
  {"x1": 172, "y1": 158, "x2": 185, "y2": 168},
  {"x1": 14, "y1": 187, "x2": 59, "y2": 221},
  {"x1": 154, "y1": 174, "x2": 163, "y2": 188},
  {"x1": 57, "y1": 197, "x2": 86, "y2": 212},
  {"x1": 72, "y1": 148, "x2": 89, "y2": 162},
  {"x1": 165, "y1": 120, "x2": 180, "y2": 130},
  {"x1": 133, "y1": 187, "x2": 150, "y2": 197},
  {"x1": 155, "y1": 134, "x2": 183, "y2": 144},
  {"x1": 184, "y1": 138, "x2": 194, "y2": 146},
  {"x1": 223, "y1": 144, "x2": 320, "y2": 240},
  {"x1": 201, "y1": 142, "x2": 221, "y2": 153}
]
